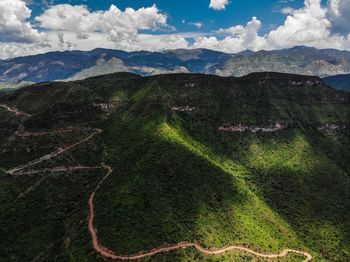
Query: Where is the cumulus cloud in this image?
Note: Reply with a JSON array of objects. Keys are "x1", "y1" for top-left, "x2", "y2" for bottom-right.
[
  {"x1": 267, "y1": 0, "x2": 331, "y2": 49},
  {"x1": 193, "y1": 17, "x2": 267, "y2": 53},
  {"x1": 266, "y1": 0, "x2": 350, "y2": 50},
  {"x1": 0, "y1": 0, "x2": 44, "y2": 43},
  {"x1": 193, "y1": 0, "x2": 350, "y2": 53},
  {"x1": 209, "y1": 0, "x2": 229, "y2": 10},
  {"x1": 0, "y1": 1, "x2": 189, "y2": 59},
  {"x1": 0, "y1": 42, "x2": 53, "y2": 59},
  {"x1": 35, "y1": 4, "x2": 168, "y2": 42}
]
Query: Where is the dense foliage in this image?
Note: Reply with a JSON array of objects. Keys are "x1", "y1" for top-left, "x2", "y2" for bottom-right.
[{"x1": 0, "y1": 72, "x2": 349, "y2": 261}]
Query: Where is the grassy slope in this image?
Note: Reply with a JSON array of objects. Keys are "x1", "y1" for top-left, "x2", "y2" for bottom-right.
[{"x1": 0, "y1": 73, "x2": 349, "y2": 261}]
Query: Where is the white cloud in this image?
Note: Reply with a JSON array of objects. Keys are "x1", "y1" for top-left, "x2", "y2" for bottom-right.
[
  {"x1": 267, "y1": 0, "x2": 331, "y2": 49},
  {"x1": 193, "y1": 17, "x2": 267, "y2": 53},
  {"x1": 280, "y1": 7, "x2": 295, "y2": 14},
  {"x1": 209, "y1": 0, "x2": 229, "y2": 10},
  {"x1": 182, "y1": 20, "x2": 203, "y2": 29},
  {"x1": 35, "y1": 4, "x2": 168, "y2": 42},
  {"x1": 193, "y1": 0, "x2": 350, "y2": 52},
  {"x1": 0, "y1": 0, "x2": 44, "y2": 43},
  {"x1": 189, "y1": 22, "x2": 203, "y2": 28},
  {"x1": 0, "y1": 2, "x2": 189, "y2": 59},
  {"x1": 0, "y1": 42, "x2": 52, "y2": 59},
  {"x1": 266, "y1": 0, "x2": 350, "y2": 50},
  {"x1": 134, "y1": 34, "x2": 189, "y2": 51},
  {"x1": 0, "y1": 30, "x2": 189, "y2": 59},
  {"x1": 328, "y1": 0, "x2": 350, "y2": 34}
]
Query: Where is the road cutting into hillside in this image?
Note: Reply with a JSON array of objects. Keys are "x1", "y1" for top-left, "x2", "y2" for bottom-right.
[
  {"x1": 12, "y1": 166, "x2": 105, "y2": 176},
  {"x1": 5, "y1": 108, "x2": 313, "y2": 262},
  {"x1": 0, "y1": 104, "x2": 31, "y2": 117},
  {"x1": 6, "y1": 129, "x2": 102, "y2": 175},
  {"x1": 15, "y1": 128, "x2": 79, "y2": 137}
]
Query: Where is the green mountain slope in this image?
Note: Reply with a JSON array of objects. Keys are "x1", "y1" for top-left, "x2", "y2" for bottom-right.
[
  {"x1": 0, "y1": 72, "x2": 349, "y2": 261},
  {"x1": 324, "y1": 74, "x2": 350, "y2": 92}
]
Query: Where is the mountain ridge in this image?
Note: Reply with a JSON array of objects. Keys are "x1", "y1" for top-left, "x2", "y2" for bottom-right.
[{"x1": 2, "y1": 46, "x2": 350, "y2": 84}]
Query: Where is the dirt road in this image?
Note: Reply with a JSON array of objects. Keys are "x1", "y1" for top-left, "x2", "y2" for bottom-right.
[
  {"x1": 88, "y1": 168, "x2": 312, "y2": 261},
  {"x1": 0, "y1": 104, "x2": 31, "y2": 117},
  {"x1": 15, "y1": 128, "x2": 78, "y2": 137},
  {"x1": 6, "y1": 129, "x2": 102, "y2": 175}
]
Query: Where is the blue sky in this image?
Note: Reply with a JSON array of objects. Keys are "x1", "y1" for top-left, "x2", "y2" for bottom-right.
[
  {"x1": 0, "y1": 0, "x2": 349, "y2": 58},
  {"x1": 27, "y1": 0, "x2": 308, "y2": 34}
]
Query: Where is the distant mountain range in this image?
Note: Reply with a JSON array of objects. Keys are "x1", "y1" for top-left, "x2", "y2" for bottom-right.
[
  {"x1": 1, "y1": 46, "x2": 350, "y2": 89},
  {"x1": 214, "y1": 46, "x2": 350, "y2": 78}
]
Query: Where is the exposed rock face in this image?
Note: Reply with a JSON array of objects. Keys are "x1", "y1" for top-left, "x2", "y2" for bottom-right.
[
  {"x1": 218, "y1": 123, "x2": 286, "y2": 133},
  {"x1": 318, "y1": 123, "x2": 347, "y2": 130},
  {"x1": 172, "y1": 106, "x2": 196, "y2": 112},
  {"x1": 185, "y1": 82, "x2": 197, "y2": 88},
  {"x1": 289, "y1": 79, "x2": 322, "y2": 87}
]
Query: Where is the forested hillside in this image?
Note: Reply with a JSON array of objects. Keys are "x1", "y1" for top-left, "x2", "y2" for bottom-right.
[{"x1": 0, "y1": 72, "x2": 349, "y2": 261}]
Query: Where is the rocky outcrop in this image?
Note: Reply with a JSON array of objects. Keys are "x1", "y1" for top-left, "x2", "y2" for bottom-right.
[
  {"x1": 318, "y1": 123, "x2": 347, "y2": 130},
  {"x1": 218, "y1": 123, "x2": 286, "y2": 133},
  {"x1": 172, "y1": 106, "x2": 196, "y2": 112}
]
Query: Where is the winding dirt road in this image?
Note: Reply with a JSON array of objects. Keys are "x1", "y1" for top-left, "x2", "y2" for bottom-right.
[
  {"x1": 88, "y1": 166, "x2": 312, "y2": 262},
  {"x1": 4, "y1": 105, "x2": 313, "y2": 261}
]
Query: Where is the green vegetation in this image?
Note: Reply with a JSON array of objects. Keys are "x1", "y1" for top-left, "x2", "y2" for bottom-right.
[
  {"x1": 0, "y1": 169, "x2": 105, "y2": 261},
  {"x1": 0, "y1": 81, "x2": 33, "y2": 93},
  {"x1": 0, "y1": 72, "x2": 349, "y2": 261}
]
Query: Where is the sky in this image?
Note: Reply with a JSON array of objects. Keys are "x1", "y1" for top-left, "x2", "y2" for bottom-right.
[{"x1": 0, "y1": 0, "x2": 350, "y2": 59}]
